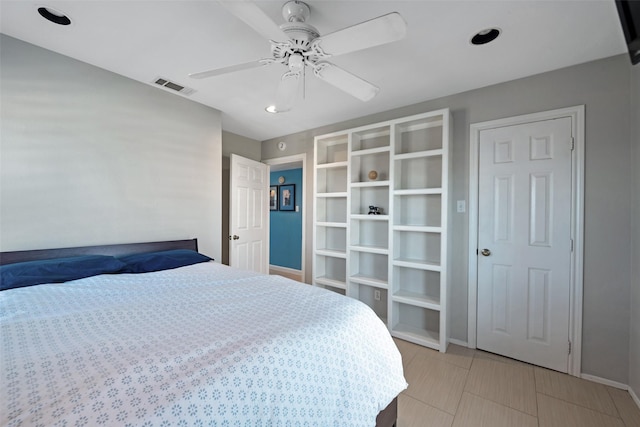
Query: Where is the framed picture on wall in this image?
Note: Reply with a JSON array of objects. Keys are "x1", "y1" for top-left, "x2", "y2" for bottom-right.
[
  {"x1": 279, "y1": 184, "x2": 295, "y2": 211},
  {"x1": 270, "y1": 186, "x2": 278, "y2": 211}
]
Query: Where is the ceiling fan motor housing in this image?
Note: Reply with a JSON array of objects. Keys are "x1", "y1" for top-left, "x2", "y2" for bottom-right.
[
  {"x1": 282, "y1": 1, "x2": 310, "y2": 23},
  {"x1": 279, "y1": 1, "x2": 318, "y2": 50}
]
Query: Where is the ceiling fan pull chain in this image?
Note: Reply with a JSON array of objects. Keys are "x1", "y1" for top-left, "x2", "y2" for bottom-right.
[{"x1": 303, "y1": 63, "x2": 306, "y2": 100}]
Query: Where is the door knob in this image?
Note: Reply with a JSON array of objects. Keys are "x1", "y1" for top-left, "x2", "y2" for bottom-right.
[
  {"x1": 229, "y1": 235, "x2": 240, "y2": 240},
  {"x1": 481, "y1": 248, "x2": 491, "y2": 256}
]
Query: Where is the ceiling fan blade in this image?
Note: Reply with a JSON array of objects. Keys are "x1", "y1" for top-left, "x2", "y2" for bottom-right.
[
  {"x1": 271, "y1": 72, "x2": 302, "y2": 113},
  {"x1": 313, "y1": 62, "x2": 379, "y2": 102},
  {"x1": 219, "y1": 1, "x2": 287, "y2": 42},
  {"x1": 312, "y1": 12, "x2": 407, "y2": 57},
  {"x1": 189, "y1": 60, "x2": 268, "y2": 79}
]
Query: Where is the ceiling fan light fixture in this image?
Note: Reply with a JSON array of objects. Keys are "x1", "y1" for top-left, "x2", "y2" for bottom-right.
[
  {"x1": 37, "y1": 6, "x2": 72, "y2": 25},
  {"x1": 471, "y1": 28, "x2": 500, "y2": 45}
]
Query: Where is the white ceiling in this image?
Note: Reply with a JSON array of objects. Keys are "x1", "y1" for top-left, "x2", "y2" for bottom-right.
[{"x1": 0, "y1": 0, "x2": 627, "y2": 141}]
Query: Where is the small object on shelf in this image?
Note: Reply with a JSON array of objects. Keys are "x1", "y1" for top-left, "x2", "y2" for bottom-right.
[
  {"x1": 368, "y1": 205, "x2": 383, "y2": 215},
  {"x1": 368, "y1": 170, "x2": 378, "y2": 181}
]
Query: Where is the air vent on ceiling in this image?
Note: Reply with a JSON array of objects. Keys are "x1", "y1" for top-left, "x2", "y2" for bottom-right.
[{"x1": 152, "y1": 77, "x2": 196, "y2": 96}]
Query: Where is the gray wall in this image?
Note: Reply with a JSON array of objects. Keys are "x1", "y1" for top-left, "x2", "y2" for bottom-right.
[
  {"x1": 221, "y1": 131, "x2": 262, "y2": 265},
  {"x1": 630, "y1": 63, "x2": 640, "y2": 398},
  {"x1": 0, "y1": 35, "x2": 223, "y2": 260},
  {"x1": 262, "y1": 54, "x2": 634, "y2": 384}
]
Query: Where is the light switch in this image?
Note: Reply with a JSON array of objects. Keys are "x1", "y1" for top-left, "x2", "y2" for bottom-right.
[{"x1": 456, "y1": 200, "x2": 466, "y2": 213}]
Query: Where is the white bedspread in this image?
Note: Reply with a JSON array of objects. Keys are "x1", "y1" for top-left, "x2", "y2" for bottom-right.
[{"x1": 1, "y1": 262, "x2": 406, "y2": 426}]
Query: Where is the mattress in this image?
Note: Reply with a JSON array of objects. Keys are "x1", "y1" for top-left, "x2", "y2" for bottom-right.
[{"x1": 1, "y1": 262, "x2": 406, "y2": 426}]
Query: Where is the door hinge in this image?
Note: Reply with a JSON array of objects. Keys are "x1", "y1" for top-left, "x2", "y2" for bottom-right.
[
  {"x1": 570, "y1": 137, "x2": 575, "y2": 151},
  {"x1": 568, "y1": 341, "x2": 572, "y2": 355},
  {"x1": 570, "y1": 238, "x2": 574, "y2": 252}
]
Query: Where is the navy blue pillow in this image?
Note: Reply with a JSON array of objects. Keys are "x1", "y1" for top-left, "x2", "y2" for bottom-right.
[
  {"x1": 118, "y1": 249, "x2": 212, "y2": 273},
  {"x1": 0, "y1": 255, "x2": 127, "y2": 291}
]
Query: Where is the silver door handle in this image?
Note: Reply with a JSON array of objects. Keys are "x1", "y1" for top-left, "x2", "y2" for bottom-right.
[{"x1": 481, "y1": 248, "x2": 491, "y2": 256}]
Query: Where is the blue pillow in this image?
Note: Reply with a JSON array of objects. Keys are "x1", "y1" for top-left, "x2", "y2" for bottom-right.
[
  {"x1": 118, "y1": 249, "x2": 212, "y2": 273},
  {"x1": 0, "y1": 255, "x2": 127, "y2": 291}
]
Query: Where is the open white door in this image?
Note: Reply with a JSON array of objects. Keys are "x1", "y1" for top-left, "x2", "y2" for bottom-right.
[{"x1": 229, "y1": 154, "x2": 269, "y2": 273}]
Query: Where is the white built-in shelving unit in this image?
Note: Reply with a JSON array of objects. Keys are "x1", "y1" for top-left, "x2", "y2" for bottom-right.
[{"x1": 313, "y1": 109, "x2": 451, "y2": 352}]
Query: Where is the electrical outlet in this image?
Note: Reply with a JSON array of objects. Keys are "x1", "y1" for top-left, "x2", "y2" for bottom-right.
[{"x1": 374, "y1": 290, "x2": 381, "y2": 301}]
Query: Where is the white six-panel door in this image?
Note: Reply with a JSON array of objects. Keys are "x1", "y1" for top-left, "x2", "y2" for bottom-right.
[
  {"x1": 477, "y1": 117, "x2": 573, "y2": 372},
  {"x1": 229, "y1": 154, "x2": 269, "y2": 274}
]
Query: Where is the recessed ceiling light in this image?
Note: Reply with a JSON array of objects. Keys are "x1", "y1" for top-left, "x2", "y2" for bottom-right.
[
  {"x1": 265, "y1": 105, "x2": 290, "y2": 114},
  {"x1": 38, "y1": 6, "x2": 72, "y2": 26},
  {"x1": 471, "y1": 28, "x2": 500, "y2": 45}
]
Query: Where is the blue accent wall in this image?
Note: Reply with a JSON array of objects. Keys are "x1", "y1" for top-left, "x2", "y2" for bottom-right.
[{"x1": 270, "y1": 168, "x2": 302, "y2": 270}]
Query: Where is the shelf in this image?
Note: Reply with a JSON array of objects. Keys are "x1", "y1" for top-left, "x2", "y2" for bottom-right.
[
  {"x1": 394, "y1": 148, "x2": 443, "y2": 161},
  {"x1": 350, "y1": 180, "x2": 390, "y2": 188},
  {"x1": 394, "y1": 192, "x2": 441, "y2": 228},
  {"x1": 350, "y1": 244, "x2": 389, "y2": 255},
  {"x1": 397, "y1": 118, "x2": 443, "y2": 133},
  {"x1": 314, "y1": 108, "x2": 450, "y2": 350},
  {"x1": 316, "y1": 160, "x2": 348, "y2": 170},
  {"x1": 350, "y1": 214, "x2": 389, "y2": 221},
  {"x1": 351, "y1": 146, "x2": 391, "y2": 157},
  {"x1": 314, "y1": 277, "x2": 347, "y2": 290},
  {"x1": 393, "y1": 290, "x2": 440, "y2": 310},
  {"x1": 316, "y1": 192, "x2": 348, "y2": 198},
  {"x1": 316, "y1": 221, "x2": 347, "y2": 228},
  {"x1": 394, "y1": 155, "x2": 442, "y2": 190},
  {"x1": 352, "y1": 284, "x2": 388, "y2": 321},
  {"x1": 316, "y1": 249, "x2": 347, "y2": 258},
  {"x1": 393, "y1": 258, "x2": 441, "y2": 271},
  {"x1": 391, "y1": 324, "x2": 440, "y2": 350},
  {"x1": 394, "y1": 188, "x2": 442, "y2": 196},
  {"x1": 393, "y1": 225, "x2": 442, "y2": 233},
  {"x1": 350, "y1": 274, "x2": 388, "y2": 289}
]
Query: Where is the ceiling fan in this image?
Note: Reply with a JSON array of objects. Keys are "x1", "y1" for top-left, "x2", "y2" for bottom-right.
[{"x1": 189, "y1": 1, "x2": 407, "y2": 112}]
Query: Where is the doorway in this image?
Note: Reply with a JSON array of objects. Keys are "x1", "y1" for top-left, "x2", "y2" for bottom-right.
[
  {"x1": 468, "y1": 106, "x2": 585, "y2": 376},
  {"x1": 263, "y1": 153, "x2": 307, "y2": 283}
]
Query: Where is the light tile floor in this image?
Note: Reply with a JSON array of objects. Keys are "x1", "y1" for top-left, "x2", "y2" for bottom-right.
[{"x1": 394, "y1": 338, "x2": 640, "y2": 427}]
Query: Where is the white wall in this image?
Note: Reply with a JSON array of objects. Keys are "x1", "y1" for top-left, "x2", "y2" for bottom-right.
[
  {"x1": 0, "y1": 35, "x2": 223, "y2": 260},
  {"x1": 630, "y1": 62, "x2": 640, "y2": 400},
  {"x1": 262, "y1": 54, "x2": 634, "y2": 384}
]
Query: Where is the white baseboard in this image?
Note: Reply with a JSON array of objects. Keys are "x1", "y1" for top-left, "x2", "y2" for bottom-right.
[
  {"x1": 269, "y1": 264, "x2": 302, "y2": 277},
  {"x1": 580, "y1": 373, "x2": 628, "y2": 390},
  {"x1": 448, "y1": 338, "x2": 469, "y2": 347}
]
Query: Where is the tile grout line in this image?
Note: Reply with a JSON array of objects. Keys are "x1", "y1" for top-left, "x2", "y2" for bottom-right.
[
  {"x1": 604, "y1": 386, "x2": 630, "y2": 426},
  {"x1": 448, "y1": 352, "x2": 476, "y2": 425},
  {"x1": 534, "y1": 363, "x2": 541, "y2": 427},
  {"x1": 534, "y1": 389, "x2": 623, "y2": 420}
]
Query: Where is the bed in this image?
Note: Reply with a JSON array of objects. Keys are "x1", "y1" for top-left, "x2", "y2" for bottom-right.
[{"x1": 0, "y1": 239, "x2": 406, "y2": 426}]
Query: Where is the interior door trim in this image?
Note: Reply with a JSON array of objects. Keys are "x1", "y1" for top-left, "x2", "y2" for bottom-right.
[
  {"x1": 468, "y1": 105, "x2": 585, "y2": 377},
  {"x1": 262, "y1": 152, "x2": 307, "y2": 283}
]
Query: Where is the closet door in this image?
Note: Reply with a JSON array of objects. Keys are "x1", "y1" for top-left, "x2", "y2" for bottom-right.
[{"x1": 476, "y1": 117, "x2": 572, "y2": 372}]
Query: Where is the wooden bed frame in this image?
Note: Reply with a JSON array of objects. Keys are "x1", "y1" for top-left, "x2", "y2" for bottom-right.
[
  {"x1": 0, "y1": 239, "x2": 398, "y2": 426},
  {"x1": 0, "y1": 238, "x2": 199, "y2": 265}
]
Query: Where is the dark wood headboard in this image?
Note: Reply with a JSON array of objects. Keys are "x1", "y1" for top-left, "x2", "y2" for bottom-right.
[{"x1": 0, "y1": 239, "x2": 198, "y2": 266}]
